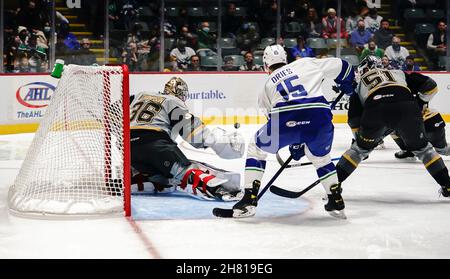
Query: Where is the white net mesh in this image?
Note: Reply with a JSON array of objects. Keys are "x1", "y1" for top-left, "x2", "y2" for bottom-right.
[{"x1": 9, "y1": 65, "x2": 127, "y2": 216}]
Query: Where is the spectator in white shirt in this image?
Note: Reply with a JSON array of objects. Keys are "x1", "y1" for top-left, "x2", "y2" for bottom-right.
[{"x1": 384, "y1": 36, "x2": 410, "y2": 69}]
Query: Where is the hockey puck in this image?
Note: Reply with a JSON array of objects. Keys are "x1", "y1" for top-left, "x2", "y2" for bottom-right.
[
  {"x1": 212, "y1": 207, "x2": 234, "y2": 218},
  {"x1": 234, "y1": 122, "x2": 240, "y2": 129}
]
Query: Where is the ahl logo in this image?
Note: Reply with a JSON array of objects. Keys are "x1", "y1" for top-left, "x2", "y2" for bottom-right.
[{"x1": 16, "y1": 82, "x2": 56, "y2": 108}]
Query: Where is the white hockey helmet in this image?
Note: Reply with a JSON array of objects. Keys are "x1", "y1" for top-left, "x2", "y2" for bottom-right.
[
  {"x1": 163, "y1": 77, "x2": 188, "y2": 101},
  {"x1": 263, "y1": 44, "x2": 287, "y2": 71}
]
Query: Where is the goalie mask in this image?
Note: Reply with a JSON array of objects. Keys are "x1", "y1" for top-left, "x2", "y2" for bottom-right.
[
  {"x1": 163, "y1": 77, "x2": 188, "y2": 102},
  {"x1": 357, "y1": 55, "x2": 382, "y2": 76}
]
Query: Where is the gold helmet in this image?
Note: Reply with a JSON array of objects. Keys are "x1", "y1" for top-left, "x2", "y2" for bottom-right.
[{"x1": 163, "y1": 77, "x2": 188, "y2": 101}]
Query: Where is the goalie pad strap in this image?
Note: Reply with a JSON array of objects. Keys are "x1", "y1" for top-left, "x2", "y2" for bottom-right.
[{"x1": 180, "y1": 169, "x2": 215, "y2": 193}]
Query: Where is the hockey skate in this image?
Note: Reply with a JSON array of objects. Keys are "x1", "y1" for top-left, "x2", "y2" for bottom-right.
[
  {"x1": 232, "y1": 180, "x2": 260, "y2": 218},
  {"x1": 324, "y1": 183, "x2": 347, "y2": 219},
  {"x1": 207, "y1": 186, "x2": 244, "y2": 201},
  {"x1": 394, "y1": 150, "x2": 416, "y2": 160}
]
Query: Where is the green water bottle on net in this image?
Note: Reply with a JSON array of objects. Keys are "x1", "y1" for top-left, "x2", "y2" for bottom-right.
[{"x1": 51, "y1": 59, "x2": 65, "y2": 79}]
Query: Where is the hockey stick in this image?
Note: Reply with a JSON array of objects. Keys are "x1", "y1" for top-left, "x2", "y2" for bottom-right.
[
  {"x1": 270, "y1": 179, "x2": 320, "y2": 198},
  {"x1": 212, "y1": 155, "x2": 294, "y2": 218},
  {"x1": 276, "y1": 153, "x2": 341, "y2": 168}
]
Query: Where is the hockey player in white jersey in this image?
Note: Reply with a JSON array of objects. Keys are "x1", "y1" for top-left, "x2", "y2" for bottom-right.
[
  {"x1": 130, "y1": 77, "x2": 245, "y2": 201},
  {"x1": 231, "y1": 44, "x2": 355, "y2": 218}
]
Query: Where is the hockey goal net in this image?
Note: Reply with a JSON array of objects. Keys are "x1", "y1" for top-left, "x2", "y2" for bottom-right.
[{"x1": 8, "y1": 64, "x2": 131, "y2": 217}]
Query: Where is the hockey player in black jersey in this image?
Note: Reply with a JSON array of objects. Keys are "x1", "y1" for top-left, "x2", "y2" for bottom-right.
[
  {"x1": 130, "y1": 77, "x2": 245, "y2": 201},
  {"x1": 337, "y1": 56, "x2": 450, "y2": 197},
  {"x1": 390, "y1": 73, "x2": 449, "y2": 159}
]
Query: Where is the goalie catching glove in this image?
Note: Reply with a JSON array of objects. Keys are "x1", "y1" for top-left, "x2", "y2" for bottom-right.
[{"x1": 204, "y1": 127, "x2": 245, "y2": 159}]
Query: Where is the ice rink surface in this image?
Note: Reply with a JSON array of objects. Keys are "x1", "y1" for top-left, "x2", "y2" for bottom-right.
[{"x1": 1, "y1": 124, "x2": 450, "y2": 259}]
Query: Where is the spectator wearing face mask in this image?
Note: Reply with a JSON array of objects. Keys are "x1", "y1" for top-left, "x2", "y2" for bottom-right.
[
  {"x1": 239, "y1": 51, "x2": 263, "y2": 71},
  {"x1": 360, "y1": 39, "x2": 384, "y2": 60},
  {"x1": 384, "y1": 36, "x2": 409, "y2": 69},
  {"x1": 402, "y1": 55, "x2": 420, "y2": 72},
  {"x1": 170, "y1": 36, "x2": 196, "y2": 71},
  {"x1": 350, "y1": 20, "x2": 373, "y2": 53},
  {"x1": 364, "y1": 8, "x2": 383, "y2": 33},
  {"x1": 197, "y1": 22, "x2": 216, "y2": 49}
]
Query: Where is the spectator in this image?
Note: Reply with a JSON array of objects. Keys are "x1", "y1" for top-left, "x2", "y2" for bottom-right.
[
  {"x1": 14, "y1": 52, "x2": 30, "y2": 73},
  {"x1": 223, "y1": 3, "x2": 242, "y2": 37},
  {"x1": 350, "y1": 20, "x2": 373, "y2": 53},
  {"x1": 304, "y1": 7, "x2": 323, "y2": 38},
  {"x1": 236, "y1": 22, "x2": 260, "y2": 53},
  {"x1": 360, "y1": 39, "x2": 384, "y2": 60},
  {"x1": 427, "y1": 21, "x2": 447, "y2": 56},
  {"x1": 180, "y1": 25, "x2": 196, "y2": 48},
  {"x1": 27, "y1": 32, "x2": 47, "y2": 72},
  {"x1": 381, "y1": 55, "x2": 393, "y2": 69},
  {"x1": 346, "y1": 8, "x2": 363, "y2": 34},
  {"x1": 402, "y1": 55, "x2": 420, "y2": 71},
  {"x1": 16, "y1": 1, "x2": 45, "y2": 32},
  {"x1": 278, "y1": 37, "x2": 296, "y2": 63},
  {"x1": 285, "y1": 0, "x2": 312, "y2": 21},
  {"x1": 222, "y1": 56, "x2": 237, "y2": 71},
  {"x1": 108, "y1": 0, "x2": 122, "y2": 29},
  {"x1": 290, "y1": 35, "x2": 315, "y2": 59},
  {"x1": 169, "y1": 37, "x2": 196, "y2": 71},
  {"x1": 321, "y1": 8, "x2": 348, "y2": 39},
  {"x1": 121, "y1": 42, "x2": 139, "y2": 71},
  {"x1": 55, "y1": 35, "x2": 75, "y2": 64},
  {"x1": 187, "y1": 55, "x2": 202, "y2": 71},
  {"x1": 384, "y1": 36, "x2": 409, "y2": 69},
  {"x1": 373, "y1": 19, "x2": 394, "y2": 50},
  {"x1": 197, "y1": 22, "x2": 216, "y2": 50},
  {"x1": 239, "y1": 51, "x2": 263, "y2": 71},
  {"x1": 73, "y1": 38, "x2": 97, "y2": 66},
  {"x1": 16, "y1": 26, "x2": 30, "y2": 51},
  {"x1": 120, "y1": 0, "x2": 139, "y2": 31},
  {"x1": 259, "y1": 0, "x2": 279, "y2": 37},
  {"x1": 364, "y1": 8, "x2": 382, "y2": 33}
]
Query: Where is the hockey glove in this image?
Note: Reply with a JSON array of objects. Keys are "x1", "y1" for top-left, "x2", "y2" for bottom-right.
[
  {"x1": 289, "y1": 144, "x2": 305, "y2": 161},
  {"x1": 205, "y1": 127, "x2": 245, "y2": 159},
  {"x1": 336, "y1": 82, "x2": 355, "y2": 96}
]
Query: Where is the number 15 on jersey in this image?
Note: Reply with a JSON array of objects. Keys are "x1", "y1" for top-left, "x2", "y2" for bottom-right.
[{"x1": 276, "y1": 75, "x2": 308, "y2": 100}]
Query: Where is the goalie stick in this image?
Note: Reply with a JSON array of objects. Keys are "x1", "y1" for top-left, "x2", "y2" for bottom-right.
[{"x1": 212, "y1": 155, "x2": 294, "y2": 218}]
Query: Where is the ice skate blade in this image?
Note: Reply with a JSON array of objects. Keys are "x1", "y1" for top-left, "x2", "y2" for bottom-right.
[
  {"x1": 221, "y1": 191, "x2": 244, "y2": 202},
  {"x1": 232, "y1": 207, "x2": 256, "y2": 218},
  {"x1": 328, "y1": 209, "x2": 347, "y2": 219}
]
